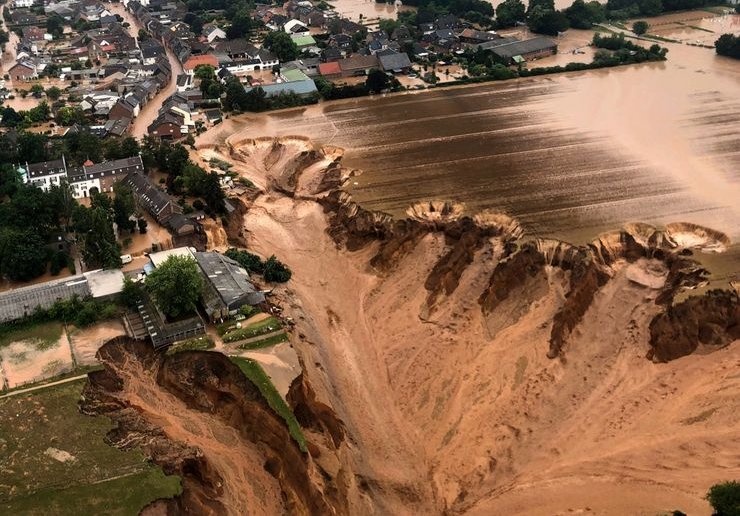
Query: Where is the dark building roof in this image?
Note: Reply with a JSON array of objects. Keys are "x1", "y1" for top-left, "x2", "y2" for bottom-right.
[
  {"x1": 379, "y1": 52, "x2": 412, "y2": 72},
  {"x1": 123, "y1": 172, "x2": 177, "y2": 219},
  {"x1": 194, "y1": 252, "x2": 265, "y2": 314},
  {"x1": 26, "y1": 159, "x2": 67, "y2": 179},
  {"x1": 0, "y1": 275, "x2": 90, "y2": 324},
  {"x1": 338, "y1": 54, "x2": 378, "y2": 72},
  {"x1": 482, "y1": 37, "x2": 557, "y2": 59},
  {"x1": 73, "y1": 156, "x2": 144, "y2": 178}
]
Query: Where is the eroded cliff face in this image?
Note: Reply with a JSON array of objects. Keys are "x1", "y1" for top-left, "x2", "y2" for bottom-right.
[
  {"x1": 649, "y1": 290, "x2": 740, "y2": 362},
  {"x1": 155, "y1": 135, "x2": 740, "y2": 514},
  {"x1": 80, "y1": 338, "x2": 349, "y2": 516}
]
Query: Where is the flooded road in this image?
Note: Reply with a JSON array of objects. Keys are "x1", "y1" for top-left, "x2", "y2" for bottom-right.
[
  {"x1": 104, "y1": 2, "x2": 183, "y2": 138},
  {"x1": 203, "y1": 20, "x2": 739, "y2": 280}
]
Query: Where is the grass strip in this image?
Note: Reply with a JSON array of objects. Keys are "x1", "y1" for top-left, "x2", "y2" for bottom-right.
[
  {"x1": 237, "y1": 332, "x2": 289, "y2": 351},
  {"x1": 229, "y1": 356, "x2": 307, "y2": 453}
]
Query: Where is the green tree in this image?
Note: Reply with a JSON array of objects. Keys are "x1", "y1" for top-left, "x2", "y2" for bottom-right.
[
  {"x1": 327, "y1": 18, "x2": 342, "y2": 35},
  {"x1": 138, "y1": 28, "x2": 148, "y2": 41},
  {"x1": 1, "y1": 106, "x2": 23, "y2": 127},
  {"x1": 72, "y1": 203, "x2": 122, "y2": 269},
  {"x1": 137, "y1": 218, "x2": 148, "y2": 233},
  {"x1": 366, "y1": 68, "x2": 390, "y2": 93},
  {"x1": 55, "y1": 105, "x2": 87, "y2": 126},
  {"x1": 0, "y1": 228, "x2": 49, "y2": 281},
  {"x1": 195, "y1": 64, "x2": 222, "y2": 99},
  {"x1": 225, "y1": 248, "x2": 264, "y2": 274},
  {"x1": 30, "y1": 84, "x2": 44, "y2": 97},
  {"x1": 632, "y1": 20, "x2": 649, "y2": 35},
  {"x1": 145, "y1": 255, "x2": 203, "y2": 318},
  {"x1": 120, "y1": 277, "x2": 145, "y2": 309},
  {"x1": 226, "y1": 9, "x2": 253, "y2": 39},
  {"x1": 706, "y1": 481, "x2": 740, "y2": 516},
  {"x1": 119, "y1": 136, "x2": 141, "y2": 157},
  {"x1": 527, "y1": 6, "x2": 570, "y2": 35},
  {"x1": 113, "y1": 183, "x2": 136, "y2": 232},
  {"x1": 565, "y1": 0, "x2": 605, "y2": 29},
  {"x1": 527, "y1": 0, "x2": 555, "y2": 14},
  {"x1": 263, "y1": 31, "x2": 299, "y2": 62},
  {"x1": 262, "y1": 255, "x2": 292, "y2": 283},
  {"x1": 496, "y1": 0, "x2": 526, "y2": 27},
  {"x1": 715, "y1": 34, "x2": 740, "y2": 59},
  {"x1": 46, "y1": 15, "x2": 64, "y2": 39},
  {"x1": 46, "y1": 86, "x2": 62, "y2": 100},
  {"x1": 378, "y1": 18, "x2": 399, "y2": 35},
  {"x1": 637, "y1": 0, "x2": 662, "y2": 16},
  {"x1": 184, "y1": 12, "x2": 204, "y2": 35}
]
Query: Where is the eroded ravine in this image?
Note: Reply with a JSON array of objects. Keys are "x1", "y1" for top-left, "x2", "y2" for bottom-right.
[{"x1": 84, "y1": 137, "x2": 738, "y2": 515}]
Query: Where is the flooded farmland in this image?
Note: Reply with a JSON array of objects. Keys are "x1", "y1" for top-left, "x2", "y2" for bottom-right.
[{"x1": 203, "y1": 20, "x2": 739, "y2": 281}]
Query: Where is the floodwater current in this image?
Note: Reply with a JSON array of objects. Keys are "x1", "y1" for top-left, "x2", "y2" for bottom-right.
[{"x1": 202, "y1": 19, "x2": 739, "y2": 282}]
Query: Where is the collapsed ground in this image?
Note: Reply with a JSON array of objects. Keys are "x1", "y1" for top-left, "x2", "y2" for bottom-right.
[{"x1": 5, "y1": 136, "x2": 736, "y2": 515}]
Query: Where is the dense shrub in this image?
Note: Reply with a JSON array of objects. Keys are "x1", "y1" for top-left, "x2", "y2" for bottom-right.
[
  {"x1": 707, "y1": 481, "x2": 740, "y2": 516},
  {"x1": 224, "y1": 249, "x2": 292, "y2": 283}
]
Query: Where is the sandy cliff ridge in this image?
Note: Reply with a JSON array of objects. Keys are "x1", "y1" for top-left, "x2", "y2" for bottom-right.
[{"x1": 85, "y1": 136, "x2": 738, "y2": 515}]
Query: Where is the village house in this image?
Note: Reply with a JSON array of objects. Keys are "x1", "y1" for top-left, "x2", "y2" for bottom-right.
[
  {"x1": 201, "y1": 22, "x2": 226, "y2": 43},
  {"x1": 8, "y1": 60, "x2": 38, "y2": 81},
  {"x1": 480, "y1": 37, "x2": 558, "y2": 64},
  {"x1": 183, "y1": 54, "x2": 219, "y2": 74},
  {"x1": 338, "y1": 54, "x2": 378, "y2": 77},
  {"x1": 19, "y1": 155, "x2": 146, "y2": 199},
  {"x1": 379, "y1": 52, "x2": 412, "y2": 74}
]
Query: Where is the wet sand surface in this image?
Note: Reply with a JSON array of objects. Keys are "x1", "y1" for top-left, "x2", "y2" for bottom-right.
[{"x1": 209, "y1": 29, "x2": 739, "y2": 281}]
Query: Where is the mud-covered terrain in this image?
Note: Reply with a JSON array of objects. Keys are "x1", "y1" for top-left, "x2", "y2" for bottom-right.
[{"x1": 87, "y1": 137, "x2": 738, "y2": 515}]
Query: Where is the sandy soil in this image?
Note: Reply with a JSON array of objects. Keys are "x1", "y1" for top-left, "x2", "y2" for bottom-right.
[
  {"x1": 0, "y1": 335, "x2": 74, "y2": 389},
  {"x1": 68, "y1": 321, "x2": 126, "y2": 367},
  {"x1": 106, "y1": 345, "x2": 285, "y2": 515},
  {"x1": 241, "y1": 342, "x2": 301, "y2": 398},
  {"x1": 200, "y1": 137, "x2": 739, "y2": 515}
]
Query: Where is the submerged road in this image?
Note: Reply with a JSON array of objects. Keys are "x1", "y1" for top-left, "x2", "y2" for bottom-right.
[{"x1": 104, "y1": 2, "x2": 183, "y2": 139}]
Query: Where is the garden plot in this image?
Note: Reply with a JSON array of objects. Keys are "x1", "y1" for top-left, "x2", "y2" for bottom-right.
[
  {"x1": 68, "y1": 320, "x2": 126, "y2": 366},
  {"x1": 0, "y1": 323, "x2": 73, "y2": 389}
]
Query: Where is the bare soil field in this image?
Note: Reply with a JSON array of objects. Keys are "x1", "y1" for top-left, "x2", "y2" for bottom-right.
[
  {"x1": 68, "y1": 320, "x2": 126, "y2": 367},
  {"x1": 0, "y1": 323, "x2": 73, "y2": 389}
]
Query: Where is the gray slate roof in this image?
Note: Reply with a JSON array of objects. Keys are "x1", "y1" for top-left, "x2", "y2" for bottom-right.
[
  {"x1": 194, "y1": 252, "x2": 265, "y2": 308},
  {"x1": 482, "y1": 37, "x2": 557, "y2": 59},
  {"x1": 379, "y1": 52, "x2": 412, "y2": 72}
]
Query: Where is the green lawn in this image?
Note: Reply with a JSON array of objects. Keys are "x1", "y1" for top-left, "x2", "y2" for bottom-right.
[
  {"x1": 237, "y1": 331, "x2": 289, "y2": 350},
  {"x1": 3, "y1": 467, "x2": 181, "y2": 516},
  {"x1": 229, "y1": 357, "x2": 307, "y2": 453},
  {"x1": 0, "y1": 380, "x2": 181, "y2": 514},
  {"x1": 222, "y1": 316, "x2": 282, "y2": 343},
  {"x1": 0, "y1": 321, "x2": 64, "y2": 350},
  {"x1": 166, "y1": 336, "x2": 215, "y2": 355}
]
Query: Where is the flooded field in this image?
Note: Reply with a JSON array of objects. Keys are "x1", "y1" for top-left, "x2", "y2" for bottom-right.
[{"x1": 203, "y1": 17, "x2": 739, "y2": 283}]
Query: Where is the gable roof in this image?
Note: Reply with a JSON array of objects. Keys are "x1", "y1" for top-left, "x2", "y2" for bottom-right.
[
  {"x1": 318, "y1": 61, "x2": 341, "y2": 76},
  {"x1": 184, "y1": 54, "x2": 218, "y2": 70},
  {"x1": 379, "y1": 52, "x2": 411, "y2": 71},
  {"x1": 123, "y1": 172, "x2": 175, "y2": 218},
  {"x1": 483, "y1": 37, "x2": 557, "y2": 59},
  {"x1": 338, "y1": 54, "x2": 378, "y2": 72}
]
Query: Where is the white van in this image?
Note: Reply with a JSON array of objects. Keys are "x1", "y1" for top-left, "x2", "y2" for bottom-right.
[{"x1": 120, "y1": 254, "x2": 133, "y2": 264}]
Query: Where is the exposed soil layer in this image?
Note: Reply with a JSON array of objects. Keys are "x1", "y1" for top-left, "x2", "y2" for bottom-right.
[
  {"x1": 86, "y1": 135, "x2": 739, "y2": 515},
  {"x1": 80, "y1": 337, "x2": 348, "y2": 515},
  {"x1": 204, "y1": 136, "x2": 738, "y2": 515}
]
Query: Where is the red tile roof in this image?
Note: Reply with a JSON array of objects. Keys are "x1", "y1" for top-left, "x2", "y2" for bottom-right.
[
  {"x1": 184, "y1": 54, "x2": 218, "y2": 71},
  {"x1": 318, "y1": 61, "x2": 341, "y2": 76}
]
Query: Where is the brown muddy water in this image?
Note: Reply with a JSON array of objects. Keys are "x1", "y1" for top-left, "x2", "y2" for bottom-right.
[{"x1": 204, "y1": 32, "x2": 740, "y2": 281}]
